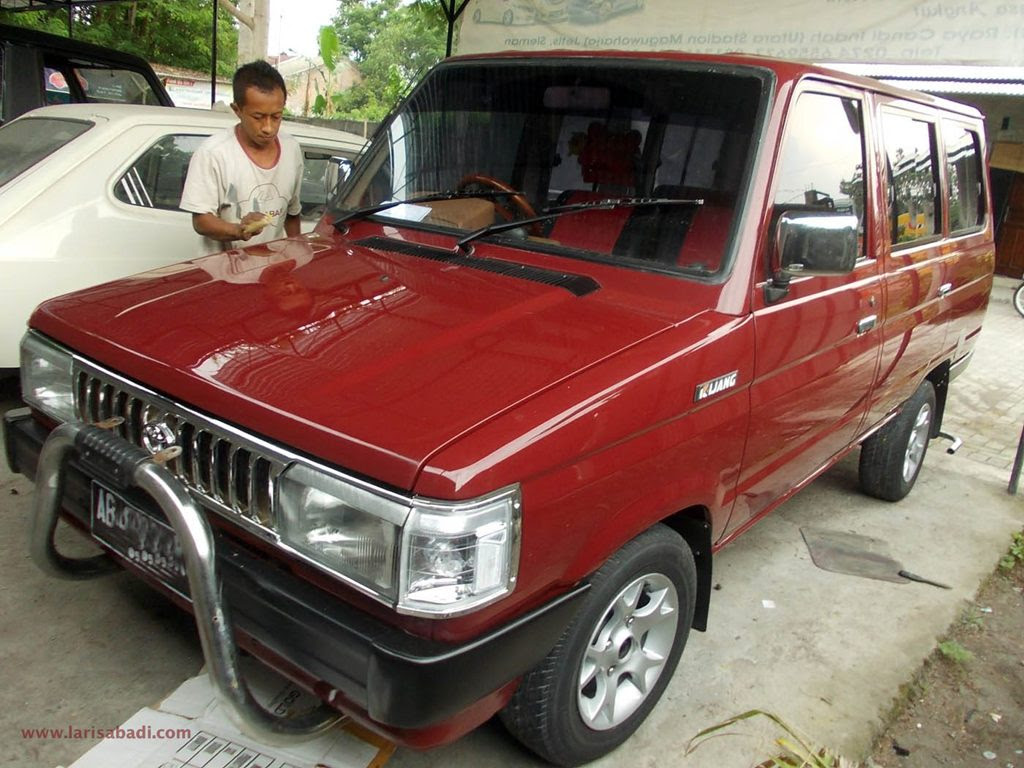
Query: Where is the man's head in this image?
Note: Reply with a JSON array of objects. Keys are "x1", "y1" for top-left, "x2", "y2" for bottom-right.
[{"x1": 231, "y1": 61, "x2": 287, "y2": 149}]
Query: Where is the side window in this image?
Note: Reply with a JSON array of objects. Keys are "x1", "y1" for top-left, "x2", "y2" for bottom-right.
[
  {"x1": 944, "y1": 123, "x2": 985, "y2": 233},
  {"x1": 114, "y1": 134, "x2": 206, "y2": 210},
  {"x1": 772, "y1": 91, "x2": 866, "y2": 256},
  {"x1": 881, "y1": 111, "x2": 940, "y2": 246}
]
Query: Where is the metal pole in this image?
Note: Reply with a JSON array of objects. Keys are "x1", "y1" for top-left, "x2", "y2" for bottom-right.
[
  {"x1": 67, "y1": 1, "x2": 73, "y2": 37},
  {"x1": 445, "y1": 0, "x2": 455, "y2": 58},
  {"x1": 211, "y1": 0, "x2": 219, "y2": 106},
  {"x1": 1008, "y1": 422, "x2": 1024, "y2": 494}
]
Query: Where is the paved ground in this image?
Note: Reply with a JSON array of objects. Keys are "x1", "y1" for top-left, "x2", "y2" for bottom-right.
[{"x1": 2, "y1": 278, "x2": 1023, "y2": 768}]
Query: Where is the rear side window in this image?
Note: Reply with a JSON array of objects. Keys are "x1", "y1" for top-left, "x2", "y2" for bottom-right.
[
  {"x1": 944, "y1": 123, "x2": 985, "y2": 233},
  {"x1": 772, "y1": 91, "x2": 867, "y2": 257},
  {"x1": 881, "y1": 111, "x2": 941, "y2": 247},
  {"x1": 0, "y1": 116, "x2": 93, "y2": 188},
  {"x1": 114, "y1": 134, "x2": 206, "y2": 210}
]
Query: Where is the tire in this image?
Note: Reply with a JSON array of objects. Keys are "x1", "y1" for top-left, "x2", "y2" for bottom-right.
[
  {"x1": 500, "y1": 525, "x2": 696, "y2": 766},
  {"x1": 859, "y1": 379, "x2": 936, "y2": 501},
  {"x1": 1013, "y1": 282, "x2": 1024, "y2": 318}
]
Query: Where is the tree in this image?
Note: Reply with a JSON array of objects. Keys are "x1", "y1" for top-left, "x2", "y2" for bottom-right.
[
  {"x1": 0, "y1": 1, "x2": 238, "y2": 76},
  {"x1": 328, "y1": 0, "x2": 446, "y2": 120}
]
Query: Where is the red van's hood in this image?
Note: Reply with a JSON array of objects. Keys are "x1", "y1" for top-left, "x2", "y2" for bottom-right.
[{"x1": 32, "y1": 236, "x2": 683, "y2": 490}]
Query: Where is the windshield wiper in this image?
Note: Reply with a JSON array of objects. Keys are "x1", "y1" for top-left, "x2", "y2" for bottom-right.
[
  {"x1": 333, "y1": 189, "x2": 527, "y2": 231},
  {"x1": 454, "y1": 197, "x2": 704, "y2": 253}
]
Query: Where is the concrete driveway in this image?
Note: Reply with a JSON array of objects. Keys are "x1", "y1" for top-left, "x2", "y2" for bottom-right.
[{"x1": 2, "y1": 279, "x2": 1022, "y2": 768}]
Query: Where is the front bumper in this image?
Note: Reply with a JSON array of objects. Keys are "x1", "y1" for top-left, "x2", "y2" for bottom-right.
[{"x1": 4, "y1": 407, "x2": 587, "y2": 742}]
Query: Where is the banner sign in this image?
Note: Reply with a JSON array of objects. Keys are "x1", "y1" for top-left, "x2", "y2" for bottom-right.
[{"x1": 455, "y1": 0, "x2": 1024, "y2": 66}]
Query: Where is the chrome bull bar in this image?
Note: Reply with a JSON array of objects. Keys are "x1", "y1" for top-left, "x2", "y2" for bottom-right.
[{"x1": 30, "y1": 421, "x2": 342, "y2": 743}]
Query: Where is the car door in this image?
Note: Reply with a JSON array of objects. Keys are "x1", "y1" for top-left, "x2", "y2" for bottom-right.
[
  {"x1": 728, "y1": 83, "x2": 883, "y2": 537},
  {"x1": 861, "y1": 100, "x2": 949, "y2": 428}
]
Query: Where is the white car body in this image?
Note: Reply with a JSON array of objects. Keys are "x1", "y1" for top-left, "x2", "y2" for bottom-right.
[{"x1": 0, "y1": 103, "x2": 365, "y2": 368}]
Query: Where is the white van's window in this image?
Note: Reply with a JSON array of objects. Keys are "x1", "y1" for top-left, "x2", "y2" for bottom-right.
[
  {"x1": 944, "y1": 124, "x2": 985, "y2": 233},
  {"x1": 113, "y1": 134, "x2": 206, "y2": 210},
  {"x1": 772, "y1": 92, "x2": 866, "y2": 255},
  {"x1": 882, "y1": 111, "x2": 940, "y2": 246}
]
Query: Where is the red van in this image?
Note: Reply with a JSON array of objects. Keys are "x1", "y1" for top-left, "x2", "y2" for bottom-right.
[{"x1": 5, "y1": 51, "x2": 994, "y2": 766}]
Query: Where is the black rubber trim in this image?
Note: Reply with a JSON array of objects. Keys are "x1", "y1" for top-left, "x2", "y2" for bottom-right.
[
  {"x1": 4, "y1": 409, "x2": 588, "y2": 730},
  {"x1": 76, "y1": 424, "x2": 151, "y2": 492},
  {"x1": 357, "y1": 236, "x2": 601, "y2": 297}
]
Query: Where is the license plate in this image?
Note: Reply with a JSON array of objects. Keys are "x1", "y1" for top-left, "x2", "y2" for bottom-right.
[{"x1": 91, "y1": 483, "x2": 189, "y2": 597}]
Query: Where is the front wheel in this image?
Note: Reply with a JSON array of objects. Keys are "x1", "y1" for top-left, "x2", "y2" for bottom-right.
[
  {"x1": 1013, "y1": 282, "x2": 1024, "y2": 318},
  {"x1": 500, "y1": 525, "x2": 696, "y2": 766},
  {"x1": 859, "y1": 379, "x2": 936, "y2": 501}
]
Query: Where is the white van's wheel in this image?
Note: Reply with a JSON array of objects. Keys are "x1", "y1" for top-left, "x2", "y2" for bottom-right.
[
  {"x1": 1013, "y1": 282, "x2": 1024, "y2": 318},
  {"x1": 500, "y1": 525, "x2": 695, "y2": 766},
  {"x1": 859, "y1": 380, "x2": 936, "y2": 501}
]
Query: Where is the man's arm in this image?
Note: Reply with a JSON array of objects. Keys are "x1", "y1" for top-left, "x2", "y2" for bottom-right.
[
  {"x1": 284, "y1": 213, "x2": 301, "y2": 238},
  {"x1": 191, "y1": 211, "x2": 269, "y2": 242}
]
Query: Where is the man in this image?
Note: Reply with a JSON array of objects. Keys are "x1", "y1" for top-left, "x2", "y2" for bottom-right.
[{"x1": 181, "y1": 60, "x2": 303, "y2": 253}]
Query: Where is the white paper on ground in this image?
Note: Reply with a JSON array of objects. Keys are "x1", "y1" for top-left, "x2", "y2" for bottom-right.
[{"x1": 68, "y1": 659, "x2": 393, "y2": 768}]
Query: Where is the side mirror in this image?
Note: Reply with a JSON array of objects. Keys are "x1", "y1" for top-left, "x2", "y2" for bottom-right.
[
  {"x1": 777, "y1": 211, "x2": 860, "y2": 275},
  {"x1": 766, "y1": 211, "x2": 860, "y2": 302},
  {"x1": 327, "y1": 156, "x2": 353, "y2": 197}
]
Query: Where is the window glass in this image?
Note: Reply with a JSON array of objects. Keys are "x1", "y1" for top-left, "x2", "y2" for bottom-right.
[
  {"x1": 114, "y1": 134, "x2": 206, "y2": 210},
  {"x1": 300, "y1": 148, "x2": 335, "y2": 220},
  {"x1": 882, "y1": 111, "x2": 940, "y2": 246},
  {"x1": 945, "y1": 124, "x2": 985, "y2": 233},
  {"x1": 75, "y1": 66, "x2": 165, "y2": 106},
  {"x1": 336, "y1": 61, "x2": 765, "y2": 277},
  {"x1": 772, "y1": 92, "x2": 866, "y2": 255},
  {"x1": 0, "y1": 117, "x2": 93, "y2": 188}
]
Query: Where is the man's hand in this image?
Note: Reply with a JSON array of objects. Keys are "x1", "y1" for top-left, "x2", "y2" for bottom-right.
[
  {"x1": 192, "y1": 212, "x2": 273, "y2": 242},
  {"x1": 240, "y1": 211, "x2": 275, "y2": 238}
]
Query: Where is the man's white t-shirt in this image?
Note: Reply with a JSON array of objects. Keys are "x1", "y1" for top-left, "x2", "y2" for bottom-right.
[{"x1": 180, "y1": 126, "x2": 304, "y2": 254}]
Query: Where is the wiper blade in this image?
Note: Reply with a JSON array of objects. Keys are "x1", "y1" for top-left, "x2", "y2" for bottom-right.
[
  {"x1": 454, "y1": 196, "x2": 704, "y2": 253},
  {"x1": 332, "y1": 189, "x2": 526, "y2": 231}
]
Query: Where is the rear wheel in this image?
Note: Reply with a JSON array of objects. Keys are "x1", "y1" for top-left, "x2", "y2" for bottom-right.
[
  {"x1": 500, "y1": 525, "x2": 695, "y2": 766},
  {"x1": 859, "y1": 379, "x2": 936, "y2": 501}
]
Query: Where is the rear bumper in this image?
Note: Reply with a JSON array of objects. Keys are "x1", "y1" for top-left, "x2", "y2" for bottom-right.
[{"x1": 4, "y1": 407, "x2": 587, "y2": 745}]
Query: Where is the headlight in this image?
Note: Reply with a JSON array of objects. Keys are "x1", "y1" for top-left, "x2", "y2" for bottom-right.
[
  {"x1": 21, "y1": 333, "x2": 76, "y2": 423},
  {"x1": 401, "y1": 488, "x2": 521, "y2": 616},
  {"x1": 277, "y1": 462, "x2": 521, "y2": 617},
  {"x1": 277, "y1": 463, "x2": 407, "y2": 599}
]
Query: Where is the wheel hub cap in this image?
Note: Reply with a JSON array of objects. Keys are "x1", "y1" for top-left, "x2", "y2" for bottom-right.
[{"x1": 577, "y1": 573, "x2": 679, "y2": 730}]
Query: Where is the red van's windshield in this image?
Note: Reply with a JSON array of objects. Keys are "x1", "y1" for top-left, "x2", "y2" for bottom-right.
[{"x1": 335, "y1": 58, "x2": 767, "y2": 276}]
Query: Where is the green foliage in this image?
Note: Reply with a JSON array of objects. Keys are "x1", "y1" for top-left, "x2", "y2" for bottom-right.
[
  {"x1": 328, "y1": 0, "x2": 446, "y2": 121},
  {"x1": 686, "y1": 709, "x2": 861, "y2": 767},
  {"x1": 0, "y1": 1, "x2": 238, "y2": 76},
  {"x1": 937, "y1": 639, "x2": 973, "y2": 664},
  {"x1": 998, "y1": 531, "x2": 1024, "y2": 572}
]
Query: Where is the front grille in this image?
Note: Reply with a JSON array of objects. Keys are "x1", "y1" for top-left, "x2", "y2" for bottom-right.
[{"x1": 74, "y1": 370, "x2": 283, "y2": 528}]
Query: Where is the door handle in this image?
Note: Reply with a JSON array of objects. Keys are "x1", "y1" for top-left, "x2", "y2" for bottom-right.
[
  {"x1": 939, "y1": 282, "x2": 953, "y2": 297},
  {"x1": 857, "y1": 315, "x2": 877, "y2": 334}
]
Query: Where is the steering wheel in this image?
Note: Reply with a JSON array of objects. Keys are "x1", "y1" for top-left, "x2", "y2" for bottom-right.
[{"x1": 457, "y1": 173, "x2": 542, "y2": 235}]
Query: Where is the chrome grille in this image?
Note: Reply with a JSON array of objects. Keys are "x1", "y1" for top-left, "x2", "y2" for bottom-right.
[{"x1": 74, "y1": 371, "x2": 282, "y2": 528}]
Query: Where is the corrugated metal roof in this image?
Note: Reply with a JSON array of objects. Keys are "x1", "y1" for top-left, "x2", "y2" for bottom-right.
[{"x1": 825, "y1": 63, "x2": 1024, "y2": 96}]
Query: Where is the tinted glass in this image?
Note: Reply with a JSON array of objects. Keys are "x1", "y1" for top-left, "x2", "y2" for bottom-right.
[
  {"x1": 0, "y1": 117, "x2": 93, "y2": 188},
  {"x1": 76, "y1": 66, "x2": 165, "y2": 105},
  {"x1": 114, "y1": 134, "x2": 205, "y2": 210},
  {"x1": 336, "y1": 60, "x2": 766, "y2": 277},
  {"x1": 945, "y1": 124, "x2": 985, "y2": 233},
  {"x1": 882, "y1": 111, "x2": 940, "y2": 246},
  {"x1": 772, "y1": 92, "x2": 866, "y2": 255}
]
